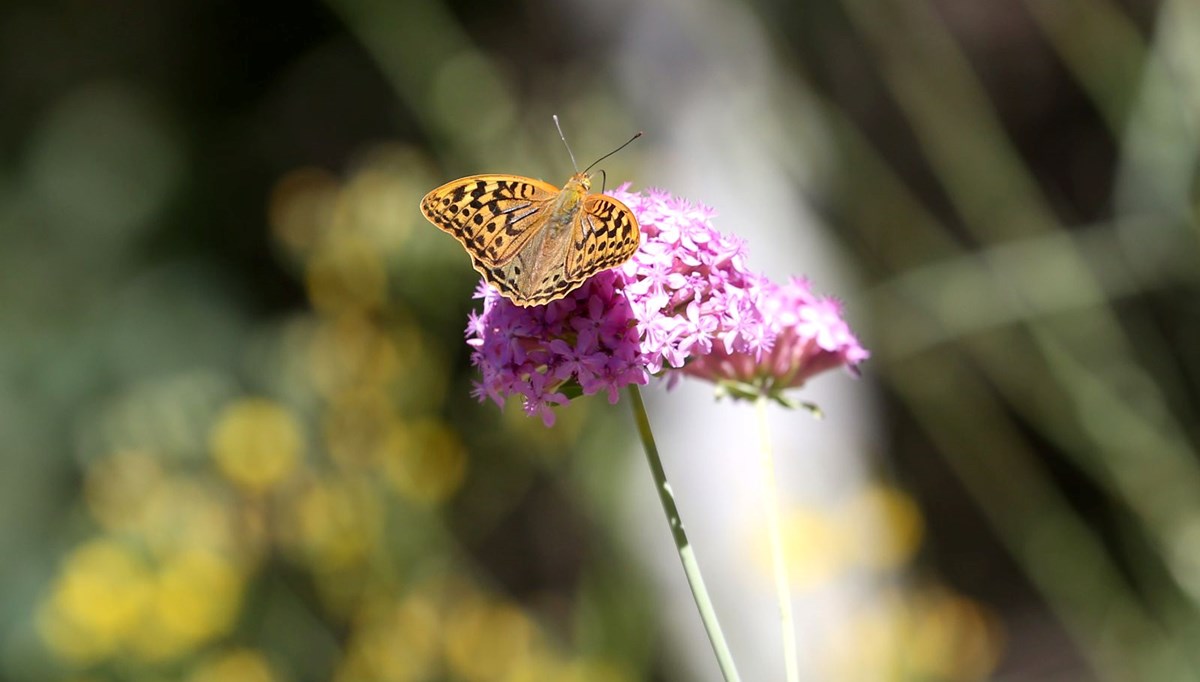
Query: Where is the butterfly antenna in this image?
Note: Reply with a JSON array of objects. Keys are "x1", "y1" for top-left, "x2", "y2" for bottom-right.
[
  {"x1": 553, "y1": 115, "x2": 580, "y2": 173},
  {"x1": 582, "y1": 131, "x2": 643, "y2": 176}
]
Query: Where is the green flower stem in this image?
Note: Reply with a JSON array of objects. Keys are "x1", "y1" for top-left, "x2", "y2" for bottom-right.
[
  {"x1": 756, "y1": 395, "x2": 800, "y2": 682},
  {"x1": 627, "y1": 385, "x2": 742, "y2": 682}
]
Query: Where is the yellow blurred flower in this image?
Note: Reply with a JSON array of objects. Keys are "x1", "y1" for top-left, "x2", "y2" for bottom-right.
[
  {"x1": 909, "y1": 589, "x2": 1003, "y2": 681},
  {"x1": 36, "y1": 539, "x2": 152, "y2": 664},
  {"x1": 380, "y1": 419, "x2": 467, "y2": 505},
  {"x1": 751, "y1": 483, "x2": 926, "y2": 589},
  {"x1": 825, "y1": 587, "x2": 1002, "y2": 682},
  {"x1": 495, "y1": 655, "x2": 566, "y2": 682},
  {"x1": 137, "y1": 477, "x2": 242, "y2": 562},
  {"x1": 308, "y1": 313, "x2": 399, "y2": 395},
  {"x1": 270, "y1": 166, "x2": 340, "y2": 261},
  {"x1": 523, "y1": 658, "x2": 631, "y2": 682},
  {"x1": 161, "y1": 549, "x2": 242, "y2": 640},
  {"x1": 189, "y1": 648, "x2": 280, "y2": 682},
  {"x1": 285, "y1": 476, "x2": 381, "y2": 576},
  {"x1": 331, "y1": 145, "x2": 428, "y2": 256},
  {"x1": 306, "y1": 233, "x2": 387, "y2": 314},
  {"x1": 444, "y1": 596, "x2": 539, "y2": 682},
  {"x1": 84, "y1": 449, "x2": 163, "y2": 532},
  {"x1": 323, "y1": 385, "x2": 395, "y2": 469},
  {"x1": 844, "y1": 484, "x2": 924, "y2": 571},
  {"x1": 556, "y1": 657, "x2": 633, "y2": 682},
  {"x1": 210, "y1": 398, "x2": 303, "y2": 494},
  {"x1": 338, "y1": 592, "x2": 443, "y2": 682},
  {"x1": 751, "y1": 505, "x2": 848, "y2": 588},
  {"x1": 125, "y1": 548, "x2": 245, "y2": 662},
  {"x1": 270, "y1": 146, "x2": 428, "y2": 270}
]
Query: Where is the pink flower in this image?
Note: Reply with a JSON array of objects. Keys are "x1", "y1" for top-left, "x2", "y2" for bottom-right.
[
  {"x1": 679, "y1": 276, "x2": 870, "y2": 404},
  {"x1": 464, "y1": 186, "x2": 868, "y2": 423},
  {"x1": 466, "y1": 276, "x2": 644, "y2": 427}
]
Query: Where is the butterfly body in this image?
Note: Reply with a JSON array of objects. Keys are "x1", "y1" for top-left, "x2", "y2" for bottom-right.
[{"x1": 420, "y1": 171, "x2": 640, "y2": 307}]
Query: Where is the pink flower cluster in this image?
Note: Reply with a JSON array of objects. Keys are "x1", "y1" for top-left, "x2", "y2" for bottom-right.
[
  {"x1": 679, "y1": 276, "x2": 869, "y2": 400},
  {"x1": 465, "y1": 186, "x2": 868, "y2": 425}
]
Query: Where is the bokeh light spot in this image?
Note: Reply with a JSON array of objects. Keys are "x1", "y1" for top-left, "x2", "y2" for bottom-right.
[
  {"x1": 332, "y1": 144, "x2": 429, "y2": 256},
  {"x1": 84, "y1": 449, "x2": 163, "y2": 532},
  {"x1": 188, "y1": 649, "x2": 279, "y2": 682},
  {"x1": 308, "y1": 313, "x2": 399, "y2": 396},
  {"x1": 339, "y1": 593, "x2": 442, "y2": 682},
  {"x1": 845, "y1": 484, "x2": 924, "y2": 570},
  {"x1": 129, "y1": 549, "x2": 244, "y2": 661},
  {"x1": 287, "y1": 477, "x2": 381, "y2": 575},
  {"x1": 306, "y1": 234, "x2": 388, "y2": 314},
  {"x1": 270, "y1": 166, "x2": 341, "y2": 261},
  {"x1": 210, "y1": 398, "x2": 304, "y2": 494},
  {"x1": 762, "y1": 506, "x2": 848, "y2": 588},
  {"x1": 37, "y1": 539, "x2": 152, "y2": 665},
  {"x1": 381, "y1": 419, "x2": 467, "y2": 505},
  {"x1": 323, "y1": 385, "x2": 395, "y2": 470},
  {"x1": 444, "y1": 596, "x2": 538, "y2": 682}
]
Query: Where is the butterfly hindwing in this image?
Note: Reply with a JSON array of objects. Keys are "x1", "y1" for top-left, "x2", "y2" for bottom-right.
[
  {"x1": 420, "y1": 174, "x2": 558, "y2": 267},
  {"x1": 566, "y1": 194, "x2": 641, "y2": 281}
]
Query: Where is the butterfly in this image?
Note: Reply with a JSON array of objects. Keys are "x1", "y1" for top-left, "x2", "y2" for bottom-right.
[{"x1": 420, "y1": 121, "x2": 642, "y2": 307}]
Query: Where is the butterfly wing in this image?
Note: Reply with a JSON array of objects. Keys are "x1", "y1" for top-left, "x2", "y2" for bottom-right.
[
  {"x1": 565, "y1": 193, "x2": 641, "y2": 281},
  {"x1": 420, "y1": 174, "x2": 559, "y2": 267}
]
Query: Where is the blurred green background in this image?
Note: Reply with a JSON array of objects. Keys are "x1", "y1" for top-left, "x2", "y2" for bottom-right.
[{"x1": 3, "y1": 0, "x2": 1199, "y2": 680}]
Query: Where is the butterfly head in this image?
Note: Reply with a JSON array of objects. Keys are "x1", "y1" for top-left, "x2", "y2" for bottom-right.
[
  {"x1": 567, "y1": 172, "x2": 592, "y2": 193},
  {"x1": 557, "y1": 172, "x2": 592, "y2": 209}
]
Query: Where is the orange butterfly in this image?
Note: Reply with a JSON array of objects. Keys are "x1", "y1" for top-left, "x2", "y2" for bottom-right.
[{"x1": 421, "y1": 120, "x2": 641, "y2": 307}]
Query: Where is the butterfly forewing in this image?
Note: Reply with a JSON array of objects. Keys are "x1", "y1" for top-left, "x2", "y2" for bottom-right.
[{"x1": 421, "y1": 175, "x2": 558, "y2": 267}]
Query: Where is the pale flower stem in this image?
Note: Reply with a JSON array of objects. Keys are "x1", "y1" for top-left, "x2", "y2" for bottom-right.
[
  {"x1": 757, "y1": 395, "x2": 800, "y2": 682},
  {"x1": 627, "y1": 385, "x2": 742, "y2": 682}
]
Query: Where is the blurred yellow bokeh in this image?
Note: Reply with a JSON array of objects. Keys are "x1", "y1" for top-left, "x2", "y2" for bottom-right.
[
  {"x1": 285, "y1": 476, "x2": 382, "y2": 577},
  {"x1": 330, "y1": 145, "x2": 428, "y2": 256},
  {"x1": 844, "y1": 484, "x2": 924, "y2": 571},
  {"x1": 308, "y1": 313, "x2": 400, "y2": 396},
  {"x1": 188, "y1": 648, "x2": 280, "y2": 682},
  {"x1": 127, "y1": 548, "x2": 245, "y2": 662},
  {"x1": 323, "y1": 385, "x2": 396, "y2": 469},
  {"x1": 37, "y1": 539, "x2": 153, "y2": 664},
  {"x1": 210, "y1": 398, "x2": 304, "y2": 494},
  {"x1": 36, "y1": 539, "x2": 247, "y2": 666},
  {"x1": 444, "y1": 595, "x2": 540, "y2": 682},
  {"x1": 270, "y1": 166, "x2": 341, "y2": 261},
  {"x1": 751, "y1": 483, "x2": 926, "y2": 589},
  {"x1": 824, "y1": 588, "x2": 1002, "y2": 682},
  {"x1": 775, "y1": 506, "x2": 849, "y2": 588},
  {"x1": 84, "y1": 449, "x2": 165, "y2": 533},
  {"x1": 381, "y1": 418, "x2": 467, "y2": 505},
  {"x1": 337, "y1": 593, "x2": 443, "y2": 682},
  {"x1": 306, "y1": 234, "x2": 388, "y2": 314}
]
